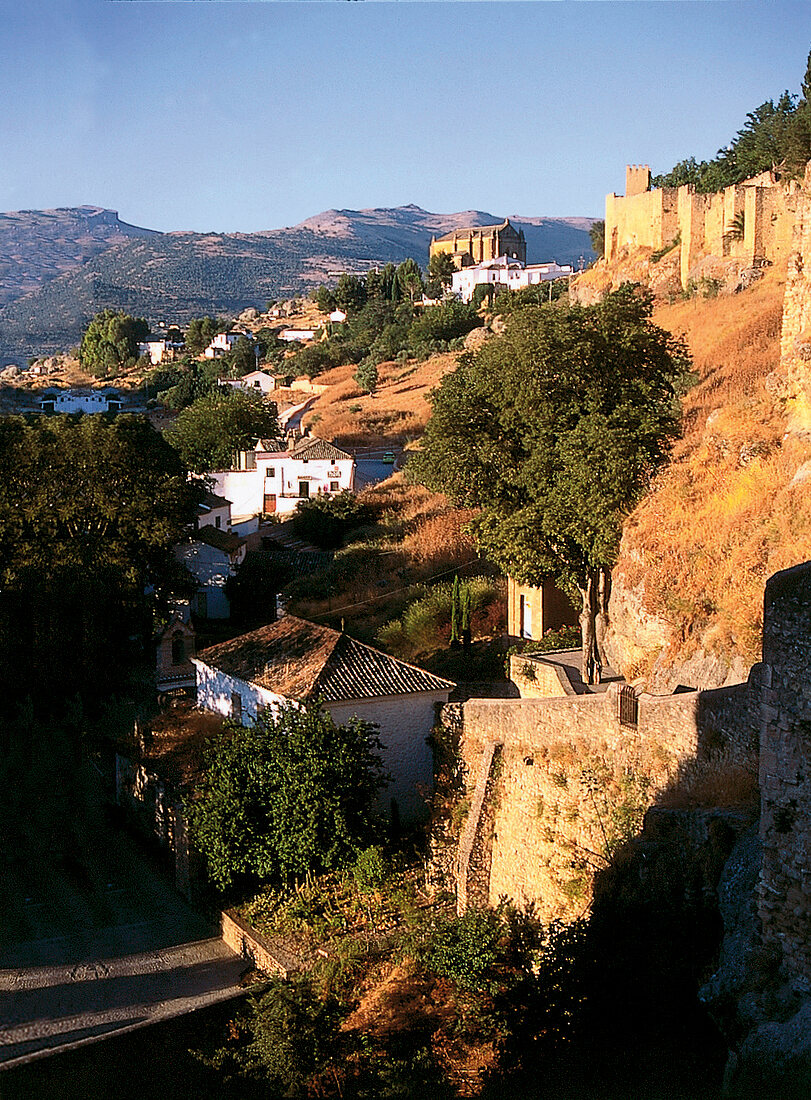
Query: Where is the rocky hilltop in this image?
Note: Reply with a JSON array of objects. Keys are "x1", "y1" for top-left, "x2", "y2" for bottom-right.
[{"x1": 0, "y1": 204, "x2": 596, "y2": 366}]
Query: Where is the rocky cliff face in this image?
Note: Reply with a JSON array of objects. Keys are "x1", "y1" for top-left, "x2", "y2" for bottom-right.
[{"x1": 603, "y1": 171, "x2": 811, "y2": 692}]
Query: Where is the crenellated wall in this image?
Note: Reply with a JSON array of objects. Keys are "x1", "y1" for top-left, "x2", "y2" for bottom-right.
[{"x1": 604, "y1": 166, "x2": 795, "y2": 289}]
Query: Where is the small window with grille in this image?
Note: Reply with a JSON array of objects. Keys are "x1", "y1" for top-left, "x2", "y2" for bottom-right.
[{"x1": 618, "y1": 684, "x2": 638, "y2": 729}]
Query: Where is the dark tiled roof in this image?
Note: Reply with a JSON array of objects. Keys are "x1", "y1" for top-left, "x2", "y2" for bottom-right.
[
  {"x1": 195, "y1": 525, "x2": 245, "y2": 554},
  {"x1": 198, "y1": 490, "x2": 231, "y2": 512},
  {"x1": 196, "y1": 615, "x2": 454, "y2": 703},
  {"x1": 292, "y1": 437, "x2": 352, "y2": 462}
]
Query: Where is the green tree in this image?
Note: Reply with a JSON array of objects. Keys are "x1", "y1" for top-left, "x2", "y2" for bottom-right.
[
  {"x1": 334, "y1": 273, "x2": 367, "y2": 315},
  {"x1": 428, "y1": 249, "x2": 456, "y2": 288},
  {"x1": 395, "y1": 258, "x2": 424, "y2": 304},
  {"x1": 222, "y1": 335, "x2": 257, "y2": 377},
  {"x1": 78, "y1": 309, "x2": 149, "y2": 377},
  {"x1": 187, "y1": 702, "x2": 387, "y2": 890},
  {"x1": 167, "y1": 388, "x2": 278, "y2": 471},
  {"x1": 0, "y1": 414, "x2": 201, "y2": 710},
  {"x1": 185, "y1": 316, "x2": 226, "y2": 354},
  {"x1": 409, "y1": 286, "x2": 687, "y2": 683},
  {"x1": 353, "y1": 358, "x2": 378, "y2": 395},
  {"x1": 589, "y1": 220, "x2": 605, "y2": 258},
  {"x1": 312, "y1": 285, "x2": 337, "y2": 313}
]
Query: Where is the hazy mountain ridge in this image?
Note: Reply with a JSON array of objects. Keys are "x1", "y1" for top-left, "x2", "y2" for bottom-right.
[
  {"x1": 0, "y1": 206, "x2": 158, "y2": 312},
  {"x1": 0, "y1": 204, "x2": 596, "y2": 363}
]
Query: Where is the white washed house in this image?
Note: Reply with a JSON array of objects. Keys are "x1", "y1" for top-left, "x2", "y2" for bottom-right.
[
  {"x1": 40, "y1": 389, "x2": 123, "y2": 414},
  {"x1": 220, "y1": 370, "x2": 276, "y2": 396},
  {"x1": 176, "y1": 525, "x2": 247, "y2": 619},
  {"x1": 279, "y1": 328, "x2": 316, "y2": 343},
  {"x1": 138, "y1": 339, "x2": 183, "y2": 365},
  {"x1": 207, "y1": 436, "x2": 355, "y2": 524},
  {"x1": 452, "y1": 256, "x2": 574, "y2": 302},
  {"x1": 204, "y1": 331, "x2": 251, "y2": 359},
  {"x1": 192, "y1": 615, "x2": 455, "y2": 824}
]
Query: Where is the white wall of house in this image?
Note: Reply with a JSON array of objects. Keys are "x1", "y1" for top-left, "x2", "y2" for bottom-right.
[
  {"x1": 222, "y1": 370, "x2": 276, "y2": 395},
  {"x1": 193, "y1": 661, "x2": 287, "y2": 723},
  {"x1": 279, "y1": 329, "x2": 315, "y2": 343},
  {"x1": 42, "y1": 391, "x2": 120, "y2": 413},
  {"x1": 208, "y1": 450, "x2": 355, "y2": 521},
  {"x1": 327, "y1": 692, "x2": 448, "y2": 825},
  {"x1": 193, "y1": 661, "x2": 448, "y2": 825},
  {"x1": 452, "y1": 259, "x2": 573, "y2": 302},
  {"x1": 176, "y1": 540, "x2": 245, "y2": 619}
]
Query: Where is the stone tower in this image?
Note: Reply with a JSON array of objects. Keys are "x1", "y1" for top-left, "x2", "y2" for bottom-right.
[{"x1": 625, "y1": 164, "x2": 651, "y2": 197}]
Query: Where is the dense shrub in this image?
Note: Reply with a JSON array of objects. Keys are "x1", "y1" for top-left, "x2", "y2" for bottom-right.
[
  {"x1": 290, "y1": 492, "x2": 371, "y2": 549},
  {"x1": 376, "y1": 577, "x2": 503, "y2": 658}
]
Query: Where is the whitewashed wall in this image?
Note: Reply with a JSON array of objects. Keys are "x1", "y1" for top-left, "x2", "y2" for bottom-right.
[
  {"x1": 193, "y1": 661, "x2": 286, "y2": 722},
  {"x1": 327, "y1": 691, "x2": 449, "y2": 826}
]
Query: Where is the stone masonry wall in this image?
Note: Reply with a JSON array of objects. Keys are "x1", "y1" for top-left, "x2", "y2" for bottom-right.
[
  {"x1": 758, "y1": 561, "x2": 811, "y2": 986},
  {"x1": 779, "y1": 164, "x2": 811, "y2": 437},
  {"x1": 450, "y1": 681, "x2": 754, "y2": 921}
]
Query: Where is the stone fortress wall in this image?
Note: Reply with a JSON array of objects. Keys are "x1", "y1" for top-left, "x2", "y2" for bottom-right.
[
  {"x1": 445, "y1": 561, "x2": 811, "y2": 999},
  {"x1": 758, "y1": 562, "x2": 811, "y2": 987},
  {"x1": 605, "y1": 164, "x2": 796, "y2": 289}
]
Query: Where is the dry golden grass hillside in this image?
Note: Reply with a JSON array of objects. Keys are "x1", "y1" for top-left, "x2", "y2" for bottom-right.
[
  {"x1": 299, "y1": 352, "x2": 459, "y2": 447},
  {"x1": 609, "y1": 267, "x2": 811, "y2": 687}
]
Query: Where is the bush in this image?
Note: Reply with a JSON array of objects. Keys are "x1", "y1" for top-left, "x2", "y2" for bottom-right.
[
  {"x1": 376, "y1": 577, "x2": 503, "y2": 659},
  {"x1": 187, "y1": 702, "x2": 387, "y2": 890},
  {"x1": 290, "y1": 492, "x2": 371, "y2": 550},
  {"x1": 410, "y1": 301, "x2": 481, "y2": 344}
]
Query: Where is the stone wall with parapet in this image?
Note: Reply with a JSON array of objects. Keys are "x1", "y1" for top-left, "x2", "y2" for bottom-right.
[
  {"x1": 603, "y1": 169, "x2": 795, "y2": 290},
  {"x1": 758, "y1": 561, "x2": 811, "y2": 986},
  {"x1": 446, "y1": 677, "x2": 756, "y2": 921}
]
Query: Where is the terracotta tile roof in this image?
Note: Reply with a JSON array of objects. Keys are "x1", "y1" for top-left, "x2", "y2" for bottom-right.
[
  {"x1": 291, "y1": 437, "x2": 352, "y2": 462},
  {"x1": 196, "y1": 615, "x2": 454, "y2": 703},
  {"x1": 198, "y1": 490, "x2": 231, "y2": 511},
  {"x1": 195, "y1": 525, "x2": 245, "y2": 554}
]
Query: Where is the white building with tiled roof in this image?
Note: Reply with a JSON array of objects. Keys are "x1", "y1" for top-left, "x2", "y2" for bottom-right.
[
  {"x1": 176, "y1": 525, "x2": 247, "y2": 619},
  {"x1": 192, "y1": 615, "x2": 454, "y2": 823},
  {"x1": 207, "y1": 436, "x2": 356, "y2": 523}
]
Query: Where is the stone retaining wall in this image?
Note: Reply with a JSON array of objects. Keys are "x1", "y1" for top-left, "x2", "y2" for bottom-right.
[
  {"x1": 758, "y1": 561, "x2": 811, "y2": 986},
  {"x1": 220, "y1": 910, "x2": 300, "y2": 979},
  {"x1": 445, "y1": 676, "x2": 754, "y2": 920}
]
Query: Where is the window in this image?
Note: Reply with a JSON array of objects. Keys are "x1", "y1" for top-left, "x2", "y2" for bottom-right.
[
  {"x1": 215, "y1": 516, "x2": 221, "y2": 529},
  {"x1": 330, "y1": 481, "x2": 339, "y2": 493},
  {"x1": 618, "y1": 685, "x2": 639, "y2": 729},
  {"x1": 266, "y1": 467, "x2": 275, "y2": 478},
  {"x1": 231, "y1": 692, "x2": 243, "y2": 722},
  {"x1": 244, "y1": 451, "x2": 257, "y2": 470}
]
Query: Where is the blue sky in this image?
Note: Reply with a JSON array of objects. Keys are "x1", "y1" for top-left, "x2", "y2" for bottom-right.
[{"x1": 1, "y1": 0, "x2": 810, "y2": 232}]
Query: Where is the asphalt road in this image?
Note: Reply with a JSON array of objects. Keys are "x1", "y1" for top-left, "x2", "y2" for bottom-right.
[{"x1": 0, "y1": 793, "x2": 243, "y2": 1069}]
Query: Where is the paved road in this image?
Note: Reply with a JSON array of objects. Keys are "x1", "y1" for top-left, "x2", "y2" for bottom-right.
[
  {"x1": 0, "y1": 938, "x2": 243, "y2": 1068},
  {"x1": 0, "y1": 781, "x2": 244, "y2": 1068}
]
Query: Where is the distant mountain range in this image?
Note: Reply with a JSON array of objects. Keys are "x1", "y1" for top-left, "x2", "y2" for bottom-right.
[{"x1": 0, "y1": 204, "x2": 597, "y2": 364}]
